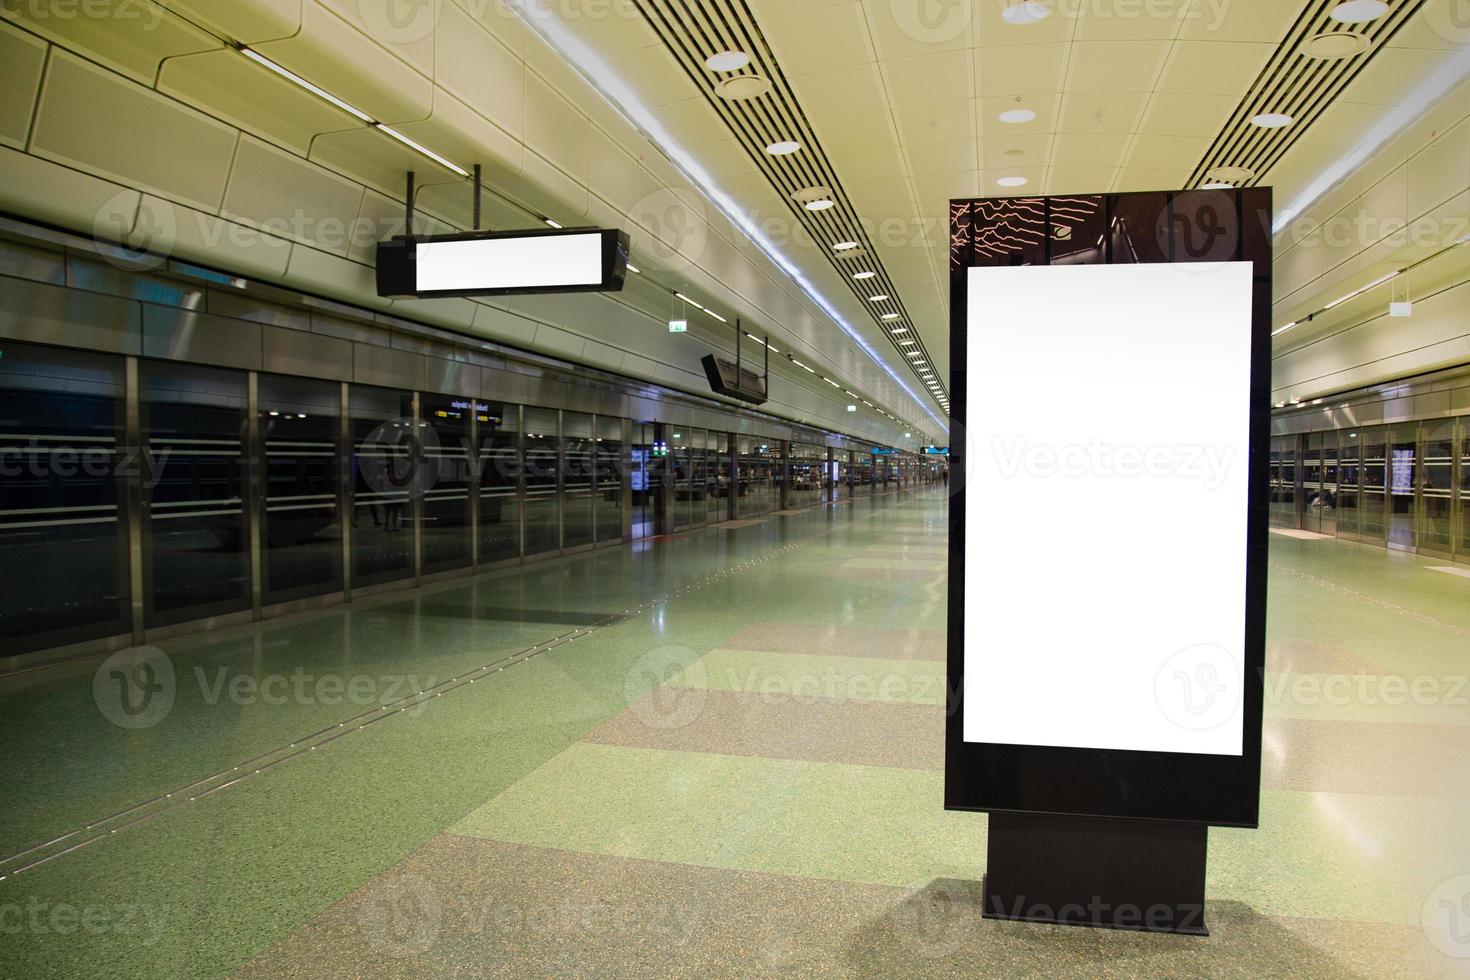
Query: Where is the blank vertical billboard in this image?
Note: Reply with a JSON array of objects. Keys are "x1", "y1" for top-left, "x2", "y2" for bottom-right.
[
  {"x1": 945, "y1": 188, "x2": 1271, "y2": 827},
  {"x1": 963, "y1": 261, "x2": 1254, "y2": 756}
]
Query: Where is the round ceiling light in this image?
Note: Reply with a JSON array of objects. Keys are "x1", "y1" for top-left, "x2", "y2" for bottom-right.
[
  {"x1": 852, "y1": 271, "x2": 877, "y2": 280},
  {"x1": 1300, "y1": 30, "x2": 1370, "y2": 59},
  {"x1": 1251, "y1": 112, "x2": 1294, "y2": 128},
  {"x1": 997, "y1": 176, "x2": 1029, "y2": 187},
  {"x1": 1001, "y1": 1, "x2": 1052, "y2": 25},
  {"x1": 882, "y1": 313, "x2": 901, "y2": 320},
  {"x1": 1329, "y1": 0, "x2": 1388, "y2": 24},
  {"x1": 868, "y1": 294, "x2": 890, "y2": 302},
  {"x1": 833, "y1": 241, "x2": 859, "y2": 251},
  {"x1": 998, "y1": 108, "x2": 1036, "y2": 124},
  {"x1": 1201, "y1": 181, "x2": 1234, "y2": 190},
  {"x1": 791, "y1": 185, "x2": 832, "y2": 205},
  {"x1": 766, "y1": 140, "x2": 801, "y2": 156},
  {"x1": 836, "y1": 247, "x2": 868, "y2": 259},
  {"x1": 715, "y1": 74, "x2": 772, "y2": 100},
  {"x1": 805, "y1": 199, "x2": 836, "y2": 211},
  {"x1": 705, "y1": 51, "x2": 751, "y2": 72},
  {"x1": 1206, "y1": 165, "x2": 1254, "y2": 182}
]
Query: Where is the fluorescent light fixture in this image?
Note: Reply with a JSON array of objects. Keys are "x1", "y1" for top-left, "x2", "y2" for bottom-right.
[
  {"x1": 502, "y1": 1, "x2": 944, "y2": 432},
  {"x1": 376, "y1": 125, "x2": 470, "y2": 177},
  {"x1": 626, "y1": 263, "x2": 641, "y2": 273},
  {"x1": 999, "y1": 108, "x2": 1036, "y2": 124},
  {"x1": 766, "y1": 140, "x2": 801, "y2": 155},
  {"x1": 792, "y1": 360, "x2": 816, "y2": 373},
  {"x1": 706, "y1": 310, "x2": 728, "y2": 323},
  {"x1": 544, "y1": 218, "x2": 563, "y2": 229},
  {"x1": 1275, "y1": 44, "x2": 1470, "y2": 233},
  {"x1": 1323, "y1": 270, "x2": 1397, "y2": 309},
  {"x1": 1201, "y1": 182, "x2": 1233, "y2": 190},
  {"x1": 1271, "y1": 321, "x2": 1298, "y2": 337},
  {"x1": 239, "y1": 47, "x2": 374, "y2": 123},
  {"x1": 824, "y1": 378, "x2": 841, "y2": 387}
]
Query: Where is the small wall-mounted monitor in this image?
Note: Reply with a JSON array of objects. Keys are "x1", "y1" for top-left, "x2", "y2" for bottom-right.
[{"x1": 701, "y1": 354, "x2": 768, "y2": 405}]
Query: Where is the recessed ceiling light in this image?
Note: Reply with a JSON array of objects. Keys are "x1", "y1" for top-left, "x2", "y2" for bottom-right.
[
  {"x1": 705, "y1": 51, "x2": 751, "y2": 72},
  {"x1": 997, "y1": 176, "x2": 1028, "y2": 187},
  {"x1": 1300, "y1": 31, "x2": 1370, "y2": 59},
  {"x1": 899, "y1": 340, "x2": 917, "y2": 346},
  {"x1": 998, "y1": 108, "x2": 1036, "y2": 124},
  {"x1": 833, "y1": 241, "x2": 859, "y2": 251},
  {"x1": 1201, "y1": 182, "x2": 1233, "y2": 190},
  {"x1": 853, "y1": 271, "x2": 876, "y2": 280},
  {"x1": 1251, "y1": 112, "x2": 1293, "y2": 128},
  {"x1": 766, "y1": 140, "x2": 801, "y2": 155},
  {"x1": 544, "y1": 218, "x2": 563, "y2": 228},
  {"x1": 805, "y1": 199, "x2": 835, "y2": 211},
  {"x1": 1329, "y1": 0, "x2": 1388, "y2": 25},
  {"x1": 715, "y1": 74, "x2": 772, "y2": 100},
  {"x1": 890, "y1": 327, "x2": 909, "y2": 333},
  {"x1": 868, "y1": 294, "x2": 890, "y2": 302},
  {"x1": 791, "y1": 185, "x2": 832, "y2": 205},
  {"x1": 1001, "y1": 1, "x2": 1052, "y2": 25},
  {"x1": 1207, "y1": 165, "x2": 1254, "y2": 182},
  {"x1": 882, "y1": 313, "x2": 901, "y2": 320}
]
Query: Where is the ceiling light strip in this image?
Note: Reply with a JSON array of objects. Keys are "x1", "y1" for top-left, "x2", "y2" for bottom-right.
[{"x1": 507, "y1": 0, "x2": 946, "y2": 431}]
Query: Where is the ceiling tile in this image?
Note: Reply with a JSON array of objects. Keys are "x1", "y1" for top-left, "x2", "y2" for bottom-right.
[
  {"x1": 894, "y1": 98, "x2": 976, "y2": 145},
  {"x1": 1124, "y1": 133, "x2": 1211, "y2": 171},
  {"x1": 1179, "y1": 0, "x2": 1307, "y2": 43},
  {"x1": 1057, "y1": 91, "x2": 1150, "y2": 133},
  {"x1": 1138, "y1": 92, "x2": 1239, "y2": 137},
  {"x1": 790, "y1": 63, "x2": 890, "y2": 117},
  {"x1": 976, "y1": 42, "x2": 1068, "y2": 96},
  {"x1": 1155, "y1": 40, "x2": 1275, "y2": 96},
  {"x1": 1046, "y1": 165, "x2": 1118, "y2": 195},
  {"x1": 883, "y1": 49, "x2": 974, "y2": 105},
  {"x1": 976, "y1": 92, "x2": 1063, "y2": 139},
  {"x1": 1074, "y1": 0, "x2": 1192, "y2": 42},
  {"x1": 1065, "y1": 40, "x2": 1170, "y2": 93},
  {"x1": 904, "y1": 137, "x2": 979, "y2": 175},
  {"x1": 760, "y1": 4, "x2": 877, "y2": 77},
  {"x1": 981, "y1": 134, "x2": 1051, "y2": 169},
  {"x1": 1052, "y1": 132, "x2": 1131, "y2": 168}
]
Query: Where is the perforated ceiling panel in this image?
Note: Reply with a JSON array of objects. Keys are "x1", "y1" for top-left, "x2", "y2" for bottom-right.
[{"x1": 636, "y1": 0, "x2": 949, "y2": 410}]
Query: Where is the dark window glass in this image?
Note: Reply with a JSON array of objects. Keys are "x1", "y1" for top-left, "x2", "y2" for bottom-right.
[
  {"x1": 1389, "y1": 423, "x2": 1417, "y2": 550},
  {"x1": 1422, "y1": 418, "x2": 1455, "y2": 553},
  {"x1": 478, "y1": 402, "x2": 520, "y2": 564},
  {"x1": 260, "y1": 375, "x2": 341, "y2": 604},
  {"x1": 631, "y1": 421, "x2": 655, "y2": 540},
  {"x1": 142, "y1": 361, "x2": 249, "y2": 625},
  {"x1": 1361, "y1": 427, "x2": 1386, "y2": 541},
  {"x1": 524, "y1": 407, "x2": 560, "y2": 556},
  {"x1": 0, "y1": 342, "x2": 129, "y2": 653},
  {"x1": 1337, "y1": 430, "x2": 1360, "y2": 537},
  {"x1": 1458, "y1": 419, "x2": 1469, "y2": 557},
  {"x1": 595, "y1": 415, "x2": 623, "y2": 544},
  {"x1": 563, "y1": 411, "x2": 595, "y2": 549},
  {"x1": 421, "y1": 393, "x2": 472, "y2": 573},
  {"x1": 707, "y1": 431, "x2": 728, "y2": 524},
  {"x1": 350, "y1": 385, "x2": 415, "y2": 587}
]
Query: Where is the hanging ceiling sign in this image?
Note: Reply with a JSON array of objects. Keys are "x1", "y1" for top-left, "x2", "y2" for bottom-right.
[{"x1": 377, "y1": 227, "x2": 630, "y2": 299}]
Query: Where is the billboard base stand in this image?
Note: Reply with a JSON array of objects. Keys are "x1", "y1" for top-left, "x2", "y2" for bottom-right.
[{"x1": 981, "y1": 812, "x2": 1209, "y2": 936}]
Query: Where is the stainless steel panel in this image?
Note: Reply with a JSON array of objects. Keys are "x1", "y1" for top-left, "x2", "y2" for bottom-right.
[
  {"x1": 1453, "y1": 386, "x2": 1470, "y2": 414},
  {"x1": 481, "y1": 365, "x2": 531, "y2": 405},
  {"x1": 263, "y1": 325, "x2": 353, "y2": 382},
  {"x1": 67, "y1": 254, "x2": 206, "y2": 310},
  {"x1": 424, "y1": 356, "x2": 479, "y2": 397},
  {"x1": 247, "y1": 372, "x2": 263, "y2": 616},
  {"x1": 207, "y1": 289, "x2": 311, "y2": 331},
  {"x1": 353, "y1": 343, "x2": 424, "y2": 390},
  {"x1": 310, "y1": 311, "x2": 388, "y2": 346},
  {"x1": 0, "y1": 275, "x2": 141, "y2": 354},
  {"x1": 142, "y1": 304, "x2": 263, "y2": 370},
  {"x1": 1415, "y1": 390, "x2": 1452, "y2": 418},
  {"x1": 0, "y1": 237, "x2": 66, "y2": 285}
]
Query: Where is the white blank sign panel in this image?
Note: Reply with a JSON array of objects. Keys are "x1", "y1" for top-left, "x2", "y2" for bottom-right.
[
  {"x1": 416, "y1": 233, "x2": 603, "y2": 292},
  {"x1": 963, "y1": 262, "x2": 1253, "y2": 756}
]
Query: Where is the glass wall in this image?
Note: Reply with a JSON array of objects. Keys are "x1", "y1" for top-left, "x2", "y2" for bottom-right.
[
  {"x1": 1269, "y1": 436, "x2": 1296, "y2": 527},
  {"x1": 707, "y1": 431, "x2": 729, "y2": 524},
  {"x1": 523, "y1": 407, "x2": 560, "y2": 556},
  {"x1": 1421, "y1": 417, "x2": 1457, "y2": 557},
  {"x1": 0, "y1": 342, "x2": 129, "y2": 653},
  {"x1": 260, "y1": 375, "x2": 341, "y2": 604},
  {"x1": 789, "y1": 443, "x2": 823, "y2": 508},
  {"x1": 350, "y1": 385, "x2": 415, "y2": 588},
  {"x1": 420, "y1": 393, "x2": 473, "y2": 573},
  {"x1": 738, "y1": 437, "x2": 776, "y2": 517},
  {"x1": 1361, "y1": 426, "x2": 1387, "y2": 542},
  {"x1": 563, "y1": 411, "x2": 595, "y2": 550},
  {"x1": 595, "y1": 416, "x2": 623, "y2": 544},
  {"x1": 1337, "y1": 430, "x2": 1360, "y2": 538},
  {"x1": 631, "y1": 421, "x2": 654, "y2": 540},
  {"x1": 478, "y1": 402, "x2": 520, "y2": 564},
  {"x1": 1388, "y1": 422, "x2": 1417, "y2": 550},
  {"x1": 142, "y1": 361, "x2": 250, "y2": 626},
  {"x1": 1460, "y1": 424, "x2": 1470, "y2": 557}
]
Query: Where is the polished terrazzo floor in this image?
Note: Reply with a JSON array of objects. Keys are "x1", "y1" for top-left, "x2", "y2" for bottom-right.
[{"x1": 1, "y1": 488, "x2": 1468, "y2": 977}]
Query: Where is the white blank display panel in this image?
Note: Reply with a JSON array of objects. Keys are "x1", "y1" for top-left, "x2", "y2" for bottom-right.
[
  {"x1": 963, "y1": 262, "x2": 1254, "y2": 756},
  {"x1": 416, "y1": 233, "x2": 603, "y2": 292}
]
